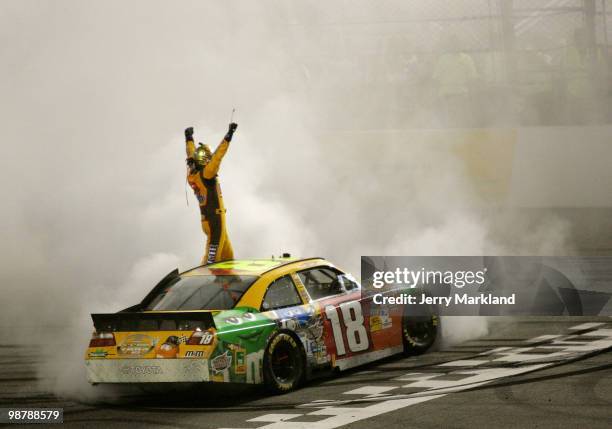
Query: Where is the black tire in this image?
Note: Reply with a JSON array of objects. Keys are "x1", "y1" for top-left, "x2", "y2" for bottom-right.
[
  {"x1": 263, "y1": 332, "x2": 305, "y2": 394},
  {"x1": 402, "y1": 303, "x2": 439, "y2": 355}
]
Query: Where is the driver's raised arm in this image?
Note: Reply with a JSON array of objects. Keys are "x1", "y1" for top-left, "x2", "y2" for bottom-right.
[
  {"x1": 203, "y1": 123, "x2": 237, "y2": 179},
  {"x1": 185, "y1": 127, "x2": 195, "y2": 159}
]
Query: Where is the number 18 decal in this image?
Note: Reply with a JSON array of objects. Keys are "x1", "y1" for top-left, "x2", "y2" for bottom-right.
[{"x1": 325, "y1": 301, "x2": 369, "y2": 355}]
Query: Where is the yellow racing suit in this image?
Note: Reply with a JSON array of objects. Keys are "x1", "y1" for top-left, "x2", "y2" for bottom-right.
[{"x1": 186, "y1": 138, "x2": 234, "y2": 264}]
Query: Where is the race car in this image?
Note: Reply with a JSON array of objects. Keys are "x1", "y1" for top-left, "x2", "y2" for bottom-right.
[{"x1": 85, "y1": 257, "x2": 437, "y2": 393}]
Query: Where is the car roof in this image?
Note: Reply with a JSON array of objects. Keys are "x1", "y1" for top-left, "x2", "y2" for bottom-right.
[{"x1": 182, "y1": 258, "x2": 326, "y2": 277}]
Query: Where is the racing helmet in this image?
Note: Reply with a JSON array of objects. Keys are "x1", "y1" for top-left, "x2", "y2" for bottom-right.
[{"x1": 194, "y1": 143, "x2": 212, "y2": 166}]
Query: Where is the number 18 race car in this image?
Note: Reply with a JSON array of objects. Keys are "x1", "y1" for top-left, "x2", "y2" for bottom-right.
[{"x1": 85, "y1": 257, "x2": 437, "y2": 393}]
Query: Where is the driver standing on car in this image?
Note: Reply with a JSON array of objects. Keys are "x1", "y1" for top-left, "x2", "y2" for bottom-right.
[{"x1": 184, "y1": 123, "x2": 237, "y2": 264}]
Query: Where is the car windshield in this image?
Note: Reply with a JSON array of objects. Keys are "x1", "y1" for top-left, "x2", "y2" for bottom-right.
[{"x1": 146, "y1": 275, "x2": 258, "y2": 311}]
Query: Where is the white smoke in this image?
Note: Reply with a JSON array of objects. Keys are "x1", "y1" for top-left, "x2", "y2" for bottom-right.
[
  {"x1": 440, "y1": 316, "x2": 490, "y2": 347},
  {"x1": 0, "y1": 0, "x2": 592, "y2": 400}
]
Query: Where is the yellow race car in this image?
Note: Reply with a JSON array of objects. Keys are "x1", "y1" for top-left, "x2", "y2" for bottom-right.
[{"x1": 86, "y1": 257, "x2": 437, "y2": 393}]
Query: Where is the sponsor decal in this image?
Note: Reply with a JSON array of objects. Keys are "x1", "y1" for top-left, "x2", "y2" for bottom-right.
[
  {"x1": 199, "y1": 331, "x2": 214, "y2": 345},
  {"x1": 120, "y1": 365, "x2": 162, "y2": 375},
  {"x1": 246, "y1": 349, "x2": 264, "y2": 384},
  {"x1": 207, "y1": 244, "x2": 218, "y2": 264},
  {"x1": 292, "y1": 276, "x2": 311, "y2": 303},
  {"x1": 370, "y1": 316, "x2": 393, "y2": 332},
  {"x1": 88, "y1": 349, "x2": 108, "y2": 358},
  {"x1": 117, "y1": 334, "x2": 156, "y2": 357},
  {"x1": 211, "y1": 350, "x2": 232, "y2": 374},
  {"x1": 225, "y1": 316, "x2": 242, "y2": 325},
  {"x1": 227, "y1": 344, "x2": 247, "y2": 374},
  {"x1": 306, "y1": 317, "x2": 324, "y2": 340},
  {"x1": 369, "y1": 308, "x2": 393, "y2": 332},
  {"x1": 274, "y1": 306, "x2": 308, "y2": 320},
  {"x1": 276, "y1": 306, "x2": 323, "y2": 340},
  {"x1": 210, "y1": 260, "x2": 281, "y2": 272},
  {"x1": 156, "y1": 336, "x2": 180, "y2": 358},
  {"x1": 306, "y1": 340, "x2": 328, "y2": 364},
  {"x1": 242, "y1": 312, "x2": 256, "y2": 321},
  {"x1": 280, "y1": 318, "x2": 298, "y2": 330},
  {"x1": 185, "y1": 350, "x2": 205, "y2": 358}
]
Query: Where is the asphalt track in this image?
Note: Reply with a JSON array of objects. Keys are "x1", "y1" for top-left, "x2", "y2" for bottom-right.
[{"x1": 1, "y1": 317, "x2": 611, "y2": 428}]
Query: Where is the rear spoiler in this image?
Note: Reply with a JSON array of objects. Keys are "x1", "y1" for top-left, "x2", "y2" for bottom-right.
[{"x1": 91, "y1": 311, "x2": 216, "y2": 332}]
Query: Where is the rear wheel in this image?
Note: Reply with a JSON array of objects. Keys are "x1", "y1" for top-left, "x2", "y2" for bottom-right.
[
  {"x1": 402, "y1": 303, "x2": 438, "y2": 355},
  {"x1": 263, "y1": 332, "x2": 305, "y2": 393}
]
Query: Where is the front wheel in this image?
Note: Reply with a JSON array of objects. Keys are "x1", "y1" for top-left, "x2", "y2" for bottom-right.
[
  {"x1": 402, "y1": 303, "x2": 439, "y2": 355},
  {"x1": 263, "y1": 332, "x2": 305, "y2": 394}
]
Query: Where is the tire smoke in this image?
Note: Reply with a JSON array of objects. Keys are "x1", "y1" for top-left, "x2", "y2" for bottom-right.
[{"x1": 1, "y1": 1, "x2": 592, "y2": 401}]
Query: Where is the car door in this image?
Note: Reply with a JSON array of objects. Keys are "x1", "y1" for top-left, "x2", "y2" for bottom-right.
[{"x1": 295, "y1": 267, "x2": 370, "y2": 369}]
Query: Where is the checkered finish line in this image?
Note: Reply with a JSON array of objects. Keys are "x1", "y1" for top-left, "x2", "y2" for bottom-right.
[{"x1": 219, "y1": 322, "x2": 612, "y2": 429}]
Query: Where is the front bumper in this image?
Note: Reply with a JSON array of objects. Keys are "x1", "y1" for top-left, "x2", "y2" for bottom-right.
[{"x1": 86, "y1": 359, "x2": 210, "y2": 383}]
